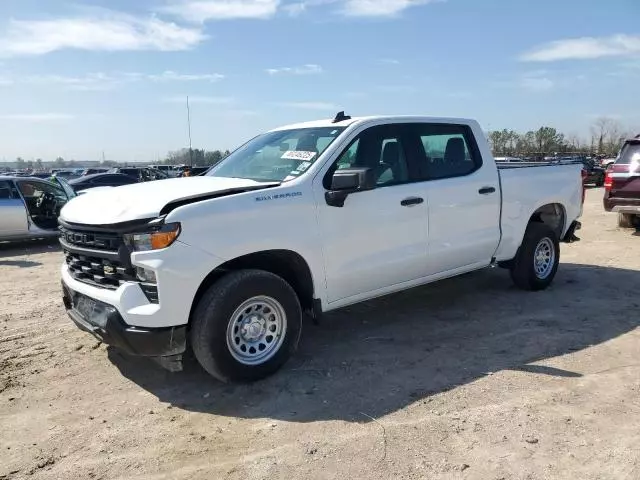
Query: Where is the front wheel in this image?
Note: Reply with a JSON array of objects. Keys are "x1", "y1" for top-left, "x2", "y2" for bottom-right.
[
  {"x1": 191, "y1": 270, "x2": 302, "y2": 382},
  {"x1": 510, "y1": 223, "x2": 560, "y2": 291}
]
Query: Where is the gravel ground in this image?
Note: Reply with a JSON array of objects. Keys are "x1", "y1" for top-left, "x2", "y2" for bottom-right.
[{"x1": 1, "y1": 187, "x2": 639, "y2": 480}]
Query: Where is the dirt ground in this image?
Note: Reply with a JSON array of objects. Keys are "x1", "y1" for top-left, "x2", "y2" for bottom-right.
[{"x1": 1, "y1": 188, "x2": 639, "y2": 480}]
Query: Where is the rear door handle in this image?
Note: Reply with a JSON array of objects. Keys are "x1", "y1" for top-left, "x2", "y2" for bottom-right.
[
  {"x1": 401, "y1": 197, "x2": 424, "y2": 207},
  {"x1": 478, "y1": 186, "x2": 496, "y2": 195}
]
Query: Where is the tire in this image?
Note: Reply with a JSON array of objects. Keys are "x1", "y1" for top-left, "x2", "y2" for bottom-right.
[
  {"x1": 510, "y1": 223, "x2": 560, "y2": 291},
  {"x1": 191, "y1": 270, "x2": 302, "y2": 382},
  {"x1": 617, "y1": 213, "x2": 635, "y2": 228}
]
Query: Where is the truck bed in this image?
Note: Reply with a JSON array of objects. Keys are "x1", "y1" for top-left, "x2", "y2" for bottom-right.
[{"x1": 494, "y1": 161, "x2": 583, "y2": 262}]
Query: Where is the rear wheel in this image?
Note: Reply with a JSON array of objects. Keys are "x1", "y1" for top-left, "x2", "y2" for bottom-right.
[
  {"x1": 191, "y1": 270, "x2": 302, "y2": 382},
  {"x1": 617, "y1": 213, "x2": 636, "y2": 228},
  {"x1": 510, "y1": 223, "x2": 560, "y2": 291}
]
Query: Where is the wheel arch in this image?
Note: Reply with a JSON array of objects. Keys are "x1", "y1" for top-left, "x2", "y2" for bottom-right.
[
  {"x1": 188, "y1": 249, "x2": 315, "y2": 327},
  {"x1": 527, "y1": 202, "x2": 567, "y2": 239}
]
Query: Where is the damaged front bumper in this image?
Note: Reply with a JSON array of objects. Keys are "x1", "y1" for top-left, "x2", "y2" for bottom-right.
[{"x1": 62, "y1": 283, "x2": 186, "y2": 371}]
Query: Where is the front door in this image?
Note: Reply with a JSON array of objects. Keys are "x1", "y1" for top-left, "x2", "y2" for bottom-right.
[
  {"x1": 0, "y1": 180, "x2": 28, "y2": 237},
  {"x1": 313, "y1": 124, "x2": 429, "y2": 303}
]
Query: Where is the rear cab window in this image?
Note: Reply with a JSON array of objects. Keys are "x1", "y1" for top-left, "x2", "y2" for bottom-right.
[{"x1": 413, "y1": 124, "x2": 482, "y2": 180}]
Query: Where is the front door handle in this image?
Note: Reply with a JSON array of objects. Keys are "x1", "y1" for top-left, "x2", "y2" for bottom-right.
[
  {"x1": 401, "y1": 197, "x2": 424, "y2": 207},
  {"x1": 478, "y1": 186, "x2": 496, "y2": 195}
]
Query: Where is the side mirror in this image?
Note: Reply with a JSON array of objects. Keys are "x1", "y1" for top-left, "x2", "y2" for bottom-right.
[{"x1": 325, "y1": 167, "x2": 375, "y2": 207}]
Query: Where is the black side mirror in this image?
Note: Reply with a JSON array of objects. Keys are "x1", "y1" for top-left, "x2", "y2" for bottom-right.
[{"x1": 325, "y1": 167, "x2": 375, "y2": 207}]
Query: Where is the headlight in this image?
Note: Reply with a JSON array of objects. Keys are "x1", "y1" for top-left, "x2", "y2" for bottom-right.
[{"x1": 124, "y1": 223, "x2": 181, "y2": 252}]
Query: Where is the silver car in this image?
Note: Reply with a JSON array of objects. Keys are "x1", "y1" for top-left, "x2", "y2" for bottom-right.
[{"x1": 0, "y1": 176, "x2": 76, "y2": 241}]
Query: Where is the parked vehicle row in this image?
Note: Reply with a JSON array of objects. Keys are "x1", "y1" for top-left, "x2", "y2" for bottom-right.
[{"x1": 58, "y1": 113, "x2": 584, "y2": 383}]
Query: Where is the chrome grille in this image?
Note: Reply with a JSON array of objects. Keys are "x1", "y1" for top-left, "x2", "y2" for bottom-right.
[{"x1": 65, "y1": 252, "x2": 135, "y2": 289}]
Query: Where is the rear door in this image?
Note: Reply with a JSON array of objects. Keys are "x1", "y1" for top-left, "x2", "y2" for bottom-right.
[
  {"x1": 0, "y1": 180, "x2": 28, "y2": 237},
  {"x1": 412, "y1": 123, "x2": 501, "y2": 275}
]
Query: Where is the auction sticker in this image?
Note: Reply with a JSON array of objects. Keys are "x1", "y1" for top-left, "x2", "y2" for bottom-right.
[{"x1": 281, "y1": 150, "x2": 317, "y2": 161}]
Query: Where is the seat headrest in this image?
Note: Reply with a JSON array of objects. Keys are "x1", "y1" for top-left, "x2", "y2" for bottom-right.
[
  {"x1": 296, "y1": 134, "x2": 318, "y2": 152},
  {"x1": 444, "y1": 137, "x2": 466, "y2": 163},
  {"x1": 382, "y1": 141, "x2": 400, "y2": 165}
]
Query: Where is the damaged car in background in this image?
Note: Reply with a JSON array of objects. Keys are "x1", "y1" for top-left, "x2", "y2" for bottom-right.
[{"x1": 0, "y1": 175, "x2": 76, "y2": 241}]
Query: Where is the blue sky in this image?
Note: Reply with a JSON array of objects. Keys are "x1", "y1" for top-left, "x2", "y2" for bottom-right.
[{"x1": 0, "y1": 0, "x2": 638, "y2": 162}]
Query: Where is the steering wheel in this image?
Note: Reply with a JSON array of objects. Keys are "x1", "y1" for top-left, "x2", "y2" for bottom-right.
[{"x1": 36, "y1": 192, "x2": 54, "y2": 209}]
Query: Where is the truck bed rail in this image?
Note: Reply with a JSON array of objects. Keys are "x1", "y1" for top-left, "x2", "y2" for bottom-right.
[{"x1": 496, "y1": 160, "x2": 583, "y2": 169}]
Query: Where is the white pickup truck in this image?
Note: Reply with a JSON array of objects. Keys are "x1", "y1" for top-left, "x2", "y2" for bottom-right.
[{"x1": 59, "y1": 114, "x2": 583, "y2": 382}]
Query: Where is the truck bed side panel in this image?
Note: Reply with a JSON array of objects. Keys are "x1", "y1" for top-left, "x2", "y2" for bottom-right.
[{"x1": 494, "y1": 164, "x2": 582, "y2": 261}]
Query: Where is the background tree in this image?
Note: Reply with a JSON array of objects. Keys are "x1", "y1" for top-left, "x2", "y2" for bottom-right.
[
  {"x1": 590, "y1": 117, "x2": 628, "y2": 156},
  {"x1": 15, "y1": 157, "x2": 25, "y2": 170},
  {"x1": 534, "y1": 126, "x2": 565, "y2": 154},
  {"x1": 54, "y1": 157, "x2": 66, "y2": 168},
  {"x1": 36, "y1": 158, "x2": 43, "y2": 170}
]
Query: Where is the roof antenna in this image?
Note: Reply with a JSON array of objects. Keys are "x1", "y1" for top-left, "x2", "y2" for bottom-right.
[{"x1": 332, "y1": 111, "x2": 351, "y2": 123}]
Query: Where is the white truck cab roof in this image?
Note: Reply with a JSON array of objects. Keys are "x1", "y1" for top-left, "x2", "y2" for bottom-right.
[{"x1": 270, "y1": 115, "x2": 479, "y2": 132}]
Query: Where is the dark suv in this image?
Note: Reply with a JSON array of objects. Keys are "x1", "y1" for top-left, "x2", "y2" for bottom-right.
[{"x1": 603, "y1": 135, "x2": 640, "y2": 227}]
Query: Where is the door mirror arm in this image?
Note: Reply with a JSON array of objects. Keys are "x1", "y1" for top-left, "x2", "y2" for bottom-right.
[{"x1": 325, "y1": 167, "x2": 376, "y2": 207}]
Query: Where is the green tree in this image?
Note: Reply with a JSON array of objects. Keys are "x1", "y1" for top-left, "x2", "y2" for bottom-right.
[
  {"x1": 36, "y1": 158, "x2": 43, "y2": 170},
  {"x1": 16, "y1": 157, "x2": 25, "y2": 169},
  {"x1": 534, "y1": 127, "x2": 564, "y2": 154},
  {"x1": 54, "y1": 157, "x2": 65, "y2": 168},
  {"x1": 204, "y1": 150, "x2": 223, "y2": 165}
]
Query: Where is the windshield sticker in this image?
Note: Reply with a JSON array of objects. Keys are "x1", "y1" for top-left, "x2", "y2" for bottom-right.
[
  {"x1": 296, "y1": 161, "x2": 312, "y2": 172},
  {"x1": 255, "y1": 191, "x2": 302, "y2": 202},
  {"x1": 281, "y1": 150, "x2": 316, "y2": 162},
  {"x1": 283, "y1": 175, "x2": 298, "y2": 181}
]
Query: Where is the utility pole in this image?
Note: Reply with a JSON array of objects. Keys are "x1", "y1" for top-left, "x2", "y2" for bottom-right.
[{"x1": 187, "y1": 95, "x2": 193, "y2": 167}]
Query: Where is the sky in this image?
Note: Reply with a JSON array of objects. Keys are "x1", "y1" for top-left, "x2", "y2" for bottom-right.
[{"x1": 0, "y1": 0, "x2": 638, "y2": 162}]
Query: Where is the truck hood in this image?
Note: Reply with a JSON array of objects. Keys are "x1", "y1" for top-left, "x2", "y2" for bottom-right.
[{"x1": 60, "y1": 176, "x2": 277, "y2": 225}]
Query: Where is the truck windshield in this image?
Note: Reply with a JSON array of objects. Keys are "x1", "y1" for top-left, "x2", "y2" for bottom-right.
[{"x1": 207, "y1": 127, "x2": 346, "y2": 182}]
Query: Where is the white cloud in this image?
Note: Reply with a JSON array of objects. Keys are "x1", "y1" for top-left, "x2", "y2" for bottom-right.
[
  {"x1": 149, "y1": 70, "x2": 225, "y2": 82},
  {"x1": 163, "y1": 95, "x2": 234, "y2": 104},
  {"x1": 161, "y1": 0, "x2": 280, "y2": 22},
  {"x1": 0, "y1": 113, "x2": 75, "y2": 122},
  {"x1": 266, "y1": 64, "x2": 323, "y2": 75},
  {"x1": 0, "y1": 14, "x2": 206, "y2": 57},
  {"x1": 2, "y1": 71, "x2": 225, "y2": 91},
  {"x1": 26, "y1": 73, "x2": 121, "y2": 91},
  {"x1": 378, "y1": 58, "x2": 400, "y2": 65},
  {"x1": 278, "y1": 101, "x2": 339, "y2": 110},
  {"x1": 341, "y1": 0, "x2": 436, "y2": 16},
  {"x1": 281, "y1": 0, "x2": 439, "y2": 17},
  {"x1": 520, "y1": 34, "x2": 640, "y2": 62},
  {"x1": 282, "y1": 2, "x2": 307, "y2": 16}
]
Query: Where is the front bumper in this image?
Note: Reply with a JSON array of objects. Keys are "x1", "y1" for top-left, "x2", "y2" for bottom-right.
[{"x1": 62, "y1": 282, "x2": 187, "y2": 358}]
